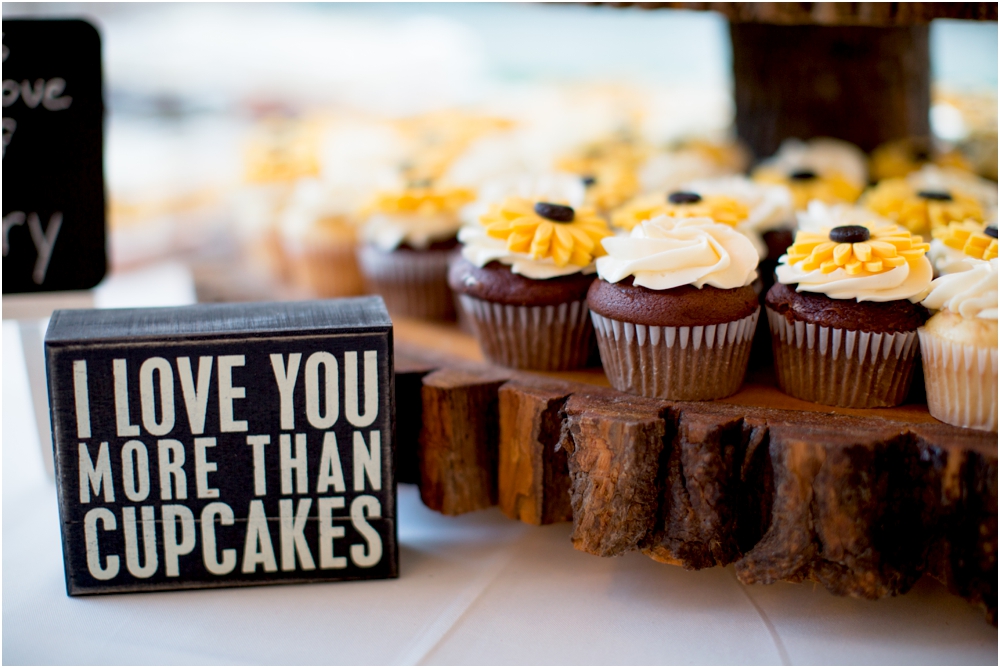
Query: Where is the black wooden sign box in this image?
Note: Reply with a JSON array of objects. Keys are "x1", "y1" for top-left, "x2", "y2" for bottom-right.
[
  {"x1": 3, "y1": 19, "x2": 107, "y2": 294},
  {"x1": 45, "y1": 297, "x2": 397, "y2": 595}
]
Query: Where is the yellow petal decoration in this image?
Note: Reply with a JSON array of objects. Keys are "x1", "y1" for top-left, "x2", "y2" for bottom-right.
[
  {"x1": 752, "y1": 168, "x2": 862, "y2": 209},
  {"x1": 785, "y1": 224, "x2": 928, "y2": 276},
  {"x1": 611, "y1": 193, "x2": 749, "y2": 231},
  {"x1": 860, "y1": 178, "x2": 984, "y2": 238},
  {"x1": 366, "y1": 186, "x2": 476, "y2": 217},
  {"x1": 583, "y1": 163, "x2": 641, "y2": 214},
  {"x1": 932, "y1": 220, "x2": 998, "y2": 261},
  {"x1": 480, "y1": 197, "x2": 611, "y2": 268}
]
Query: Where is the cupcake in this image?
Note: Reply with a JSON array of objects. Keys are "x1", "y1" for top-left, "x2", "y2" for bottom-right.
[
  {"x1": 767, "y1": 222, "x2": 933, "y2": 407},
  {"x1": 279, "y1": 179, "x2": 365, "y2": 298},
  {"x1": 638, "y1": 137, "x2": 750, "y2": 194},
  {"x1": 752, "y1": 137, "x2": 867, "y2": 210},
  {"x1": 918, "y1": 258, "x2": 998, "y2": 431},
  {"x1": 928, "y1": 220, "x2": 998, "y2": 276},
  {"x1": 860, "y1": 166, "x2": 989, "y2": 239},
  {"x1": 356, "y1": 183, "x2": 475, "y2": 320},
  {"x1": 449, "y1": 196, "x2": 611, "y2": 370},
  {"x1": 588, "y1": 216, "x2": 760, "y2": 400}
]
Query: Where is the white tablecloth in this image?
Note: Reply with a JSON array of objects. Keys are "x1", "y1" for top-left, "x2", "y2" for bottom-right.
[{"x1": 3, "y1": 317, "x2": 996, "y2": 665}]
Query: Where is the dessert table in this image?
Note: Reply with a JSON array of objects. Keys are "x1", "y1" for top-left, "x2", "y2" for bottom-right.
[{"x1": 1, "y1": 266, "x2": 997, "y2": 664}]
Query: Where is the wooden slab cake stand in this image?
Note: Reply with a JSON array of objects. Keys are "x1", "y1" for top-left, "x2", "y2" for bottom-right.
[{"x1": 392, "y1": 314, "x2": 997, "y2": 624}]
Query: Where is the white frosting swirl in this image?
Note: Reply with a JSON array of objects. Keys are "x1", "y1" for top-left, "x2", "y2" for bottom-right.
[
  {"x1": 596, "y1": 216, "x2": 758, "y2": 290},
  {"x1": 458, "y1": 224, "x2": 594, "y2": 279},
  {"x1": 681, "y1": 176, "x2": 795, "y2": 257},
  {"x1": 776, "y1": 248, "x2": 933, "y2": 303},
  {"x1": 361, "y1": 213, "x2": 460, "y2": 252},
  {"x1": 928, "y1": 238, "x2": 979, "y2": 276},
  {"x1": 921, "y1": 258, "x2": 998, "y2": 320},
  {"x1": 796, "y1": 200, "x2": 897, "y2": 233}
]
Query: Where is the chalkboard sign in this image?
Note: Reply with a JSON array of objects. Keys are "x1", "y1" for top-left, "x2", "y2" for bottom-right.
[
  {"x1": 45, "y1": 298, "x2": 398, "y2": 594},
  {"x1": 3, "y1": 19, "x2": 106, "y2": 294}
]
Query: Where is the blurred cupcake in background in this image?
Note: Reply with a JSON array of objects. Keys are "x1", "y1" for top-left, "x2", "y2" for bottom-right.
[
  {"x1": 928, "y1": 220, "x2": 998, "y2": 276},
  {"x1": 357, "y1": 182, "x2": 475, "y2": 320},
  {"x1": 589, "y1": 215, "x2": 760, "y2": 400},
  {"x1": 752, "y1": 137, "x2": 867, "y2": 210},
  {"x1": 234, "y1": 116, "x2": 322, "y2": 280},
  {"x1": 639, "y1": 136, "x2": 750, "y2": 194},
  {"x1": 861, "y1": 164, "x2": 996, "y2": 238},
  {"x1": 918, "y1": 258, "x2": 998, "y2": 432},
  {"x1": 767, "y1": 222, "x2": 932, "y2": 407},
  {"x1": 868, "y1": 136, "x2": 973, "y2": 182},
  {"x1": 279, "y1": 179, "x2": 365, "y2": 298},
  {"x1": 450, "y1": 194, "x2": 611, "y2": 370}
]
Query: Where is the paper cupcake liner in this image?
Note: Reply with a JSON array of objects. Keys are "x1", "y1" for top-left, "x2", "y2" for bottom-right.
[
  {"x1": 766, "y1": 306, "x2": 920, "y2": 408},
  {"x1": 458, "y1": 295, "x2": 594, "y2": 370},
  {"x1": 918, "y1": 329, "x2": 998, "y2": 432},
  {"x1": 591, "y1": 309, "x2": 759, "y2": 400},
  {"x1": 357, "y1": 245, "x2": 456, "y2": 321},
  {"x1": 286, "y1": 242, "x2": 365, "y2": 298}
]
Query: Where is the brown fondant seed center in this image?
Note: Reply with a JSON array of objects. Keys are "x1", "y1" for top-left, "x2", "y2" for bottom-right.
[
  {"x1": 534, "y1": 202, "x2": 575, "y2": 223},
  {"x1": 829, "y1": 225, "x2": 871, "y2": 243}
]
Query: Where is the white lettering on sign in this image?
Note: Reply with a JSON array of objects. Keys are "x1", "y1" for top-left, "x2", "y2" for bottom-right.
[
  {"x1": 305, "y1": 352, "x2": 339, "y2": 429},
  {"x1": 162, "y1": 504, "x2": 196, "y2": 577},
  {"x1": 1, "y1": 77, "x2": 72, "y2": 110},
  {"x1": 201, "y1": 502, "x2": 237, "y2": 575},
  {"x1": 2, "y1": 211, "x2": 63, "y2": 283},
  {"x1": 120, "y1": 440, "x2": 150, "y2": 502},
  {"x1": 350, "y1": 495, "x2": 383, "y2": 568},
  {"x1": 246, "y1": 435, "x2": 270, "y2": 496},
  {"x1": 157, "y1": 439, "x2": 187, "y2": 501},
  {"x1": 2, "y1": 117, "x2": 14, "y2": 157},
  {"x1": 113, "y1": 359, "x2": 140, "y2": 437},
  {"x1": 280, "y1": 433, "x2": 308, "y2": 495},
  {"x1": 345, "y1": 351, "x2": 378, "y2": 428},
  {"x1": 194, "y1": 437, "x2": 219, "y2": 499},
  {"x1": 270, "y1": 353, "x2": 301, "y2": 430},
  {"x1": 123, "y1": 506, "x2": 157, "y2": 579},
  {"x1": 318, "y1": 497, "x2": 347, "y2": 569},
  {"x1": 72, "y1": 360, "x2": 91, "y2": 439},
  {"x1": 84, "y1": 507, "x2": 119, "y2": 580},
  {"x1": 353, "y1": 430, "x2": 381, "y2": 492},
  {"x1": 315, "y1": 432, "x2": 346, "y2": 494},
  {"x1": 279, "y1": 498, "x2": 315, "y2": 572},
  {"x1": 217, "y1": 355, "x2": 248, "y2": 432},
  {"x1": 79, "y1": 441, "x2": 114, "y2": 503},
  {"x1": 242, "y1": 499, "x2": 277, "y2": 573},
  {"x1": 176, "y1": 356, "x2": 213, "y2": 435},
  {"x1": 139, "y1": 357, "x2": 175, "y2": 436}
]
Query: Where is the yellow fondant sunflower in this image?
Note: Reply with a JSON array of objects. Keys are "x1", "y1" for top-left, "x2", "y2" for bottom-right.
[
  {"x1": 753, "y1": 167, "x2": 861, "y2": 210},
  {"x1": 932, "y1": 220, "x2": 998, "y2": 261},
  {"x1": 611, "y1": 192, "x2": 749, "y2": 231},
  {"x1": 786, "y1": 224, "x2": 930, "y2": 276},
  {"x1": 244, "y1": 118, "x2": 321, "y2": 184},
  {"x1": 860, "y1": 178, "x2": 985, "y2": 238},
  {"x1": 366, "y1": 186, "x2": 476, "y2": 217},
  {"x1": 480, "y1": 197, "x2": 611, "y2": 268},
  {"x1": 582, "y1": 163, "x2": 641, "y2": 214}
]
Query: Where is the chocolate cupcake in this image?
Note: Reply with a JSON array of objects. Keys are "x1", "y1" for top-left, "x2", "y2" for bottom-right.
[
  {"x1": 767, "y1": 222, "x2": 933, "y2": 407},
  {"x1": 918, "y1": 259, "x2": 998, "y2": 432},
  {"x1": 356, "y1": 184, "x2": 475, "y2": 320},
  {"x1": 451, "y1": 196, "x2": 612, "y2": 370},
  {"x1": 589, "y1": 216, "x2": 760, "y2": 400}
]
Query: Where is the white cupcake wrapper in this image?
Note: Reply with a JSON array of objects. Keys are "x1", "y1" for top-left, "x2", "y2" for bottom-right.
[
  {"x1": 918, "y1": 329, "x2": 998, "y2": 432},
  {"x1": 591, "y1": 308, "x2": 759, "y2": 400},
  {"x1": 458, "y1": 295, "x2": 593, "y2": 370},
  {"x1": 356, "y1": 245, "x2": 456, "y2": 320},
  {"x1": 766, "y1": 306, "x2": 920, "y2": 408}
]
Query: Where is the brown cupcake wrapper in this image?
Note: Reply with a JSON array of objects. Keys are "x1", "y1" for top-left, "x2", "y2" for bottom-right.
[
  {"x1": 591, "y1": 308, "x2": 759, "y2": 400},
  {"x1": 458, "y1": 295, "x2": 594, "y2": 370},
  {"x1": 766, "y1": 306, "x2": 920, "y2": 408},
  {"x1": 357, "y1": 245, "x2": 456, "y2": 321},
  {"x1": 287, "y1": 243, "x2": 365, "y2": 298},
  {"x1": 918, "y1": 329, "x2": 998, "y2": 432}
]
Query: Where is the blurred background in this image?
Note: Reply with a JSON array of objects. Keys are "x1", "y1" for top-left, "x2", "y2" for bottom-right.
[{"x1": 3, "y1": 2, "x2": 997, "y2": 303}]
